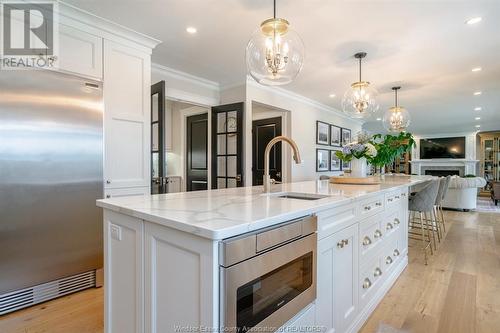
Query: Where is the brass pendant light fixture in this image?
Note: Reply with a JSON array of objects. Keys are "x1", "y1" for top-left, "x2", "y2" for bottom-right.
[
  {"x1": 342, "y1": 52, "x2": 379, "y2": 118},
  {"x1": 246, "y1": 0, "x2": 305, "y2": 86},
  {"x1": 383, "y1": 86, "x2": 411, "y2": 132}
]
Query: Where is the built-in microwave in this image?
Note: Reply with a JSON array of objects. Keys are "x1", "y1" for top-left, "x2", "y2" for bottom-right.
[{"x1": 219, "y1": 215, "x2": 317, "y2": 332}]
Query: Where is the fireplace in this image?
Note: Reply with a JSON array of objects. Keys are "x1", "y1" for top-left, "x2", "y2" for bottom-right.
[{"x1": 425, "y1": 170, "x2": 460, "y2": 177}]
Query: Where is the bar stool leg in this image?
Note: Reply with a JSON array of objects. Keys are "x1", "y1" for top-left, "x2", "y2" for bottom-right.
[
  {"x1": 440, "y1": 205, "x2": 446, "y2": 233},
  {"x1": 424, "y1": 211, "x2": 435, "y2": 254},
  {"x1": 433, "y1": 206, "x2": 442, "y2": 242},
  {"x1": 419, "y1": 212, "x2": 428, "y2": 265}
]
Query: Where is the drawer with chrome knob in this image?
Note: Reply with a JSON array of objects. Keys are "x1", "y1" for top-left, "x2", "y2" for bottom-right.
[
  {"x1": 362, "y1": 236, "x2": 372, "y2": 246},
  {"x1": 337, "y1": 239, "x2": 349, "y2": 249},
  {"x1": 386, "y1": 222, "x2": 394, "y2": 230},
  {"x1": 362, "y1": 278, "x2": 372, "y2": 289},
  {"x1": 374, "y1": 230, "x2": 382, "y2": 238},
  {"x1": 386, "y1": 256, "x2": 393, "y2": 265},
  {"x1": 393, "y1": 249, "x2": 400, "y2": 257},
  {"x1": 373, "y1": 267, "x2": 382, "y2": 277}
]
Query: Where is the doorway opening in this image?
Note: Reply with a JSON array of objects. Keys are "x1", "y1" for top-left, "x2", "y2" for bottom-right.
[{"x1": 251, "y1": 102, "x2": 291, "y2": 186}]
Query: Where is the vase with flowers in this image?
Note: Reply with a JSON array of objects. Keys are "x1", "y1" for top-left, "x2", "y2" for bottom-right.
[{"x1": 336, "y1": 132, "x2": 378, "y2": 178}]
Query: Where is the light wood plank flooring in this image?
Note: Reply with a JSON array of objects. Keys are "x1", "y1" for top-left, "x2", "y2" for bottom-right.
[{"x1": 1, "y1": 211, "x2": 499, "y2": 333}]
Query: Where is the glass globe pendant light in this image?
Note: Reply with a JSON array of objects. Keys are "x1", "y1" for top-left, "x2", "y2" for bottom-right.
[
  {"x1": 342, "y1": 52, "x2": 379, "y2": 118},
  {"x1": 246, "y1": 0, "x2": 305, "y2": 86},
  {"x1": 383, "y1": 86, "x2": 411, "y2": 132}
]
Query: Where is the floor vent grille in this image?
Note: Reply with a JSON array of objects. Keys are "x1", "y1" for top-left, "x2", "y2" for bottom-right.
[{"x1": 0, "y1": 270, "x2": 96, "y2": 315}]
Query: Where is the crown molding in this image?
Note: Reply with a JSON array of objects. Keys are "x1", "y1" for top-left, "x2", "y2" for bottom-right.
[
  {"x1": 58, "y1": 1, "x2": 161, "y2": 51},
  {"x1": 246, "y1": 78, "x2": 365, "y2": 125},
  {"x1": 152, "y1": 63, "x2": 220, "y2": 92}
]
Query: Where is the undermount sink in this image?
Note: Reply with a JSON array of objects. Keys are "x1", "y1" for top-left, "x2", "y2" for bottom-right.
[{"x1": 273, "y1": 192, "x2": 329, "y2": 201}]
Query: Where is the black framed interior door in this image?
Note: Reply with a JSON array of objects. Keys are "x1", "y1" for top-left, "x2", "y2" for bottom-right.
[
  {"x1": 211, "y1": 102, "x2": 244, "y2": 189},
  {"x1": 252, "y1": 117, "x2": 282, "y2": 185},
  {"x1": 186, "y1": 113, "x2": 208, "y2": 191},
  {"x1": 151, "y1": 80, "x2": 166, "y2": 194}
]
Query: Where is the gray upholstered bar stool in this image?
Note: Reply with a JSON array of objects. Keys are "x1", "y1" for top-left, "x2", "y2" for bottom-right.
[
  {"x1": 408, "y1": 179, "x2": 440, "y2": 265},
  {"x1": 435, "y1": 176, "x2": 451, "y2": 234}
]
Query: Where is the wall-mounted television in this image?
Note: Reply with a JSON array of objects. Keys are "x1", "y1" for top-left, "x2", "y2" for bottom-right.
[{"x1": 420, "y1": 137, "x2": 466, "y2": 159}]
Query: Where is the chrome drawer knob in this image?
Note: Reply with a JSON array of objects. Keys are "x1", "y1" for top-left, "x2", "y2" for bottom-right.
[
  {"x1": 386, "y1": 223, "x2": 393, "y2": 230},
  {"x1": 386, "y1": 256, "x2": 393, "y2": 265},
  {"x1": 363, "y1": 278, "x2": 372, "y2": 289},
  {"x1": 395, "y1": 195, "x2": 400, "y2": 199},
  {"x1": 374, "y1": 267, "x2": 382, "y2": 277},
  {"x1": 337, "y1": 239, "x2": 349, "y2": 249},
  {"x1": 375, "y1": 202, "x2": 382, "y2": 206},
  {"x1": 393, "y1": 249, "x2": 400, "y2": 257},
  {"x1": 374, "y1": 230, "x2": 382, "y2": 238},
  {"x1": 394, "y1": 218, "x2": 400, "y2": 225},
  {"x1": 106, "y1": 180, "x2": 111, "y2": 184},
  {"x1": 364, "y1": 206, "x2": 372, "y2": 211},
  {"x1": 388, "y1": 198, "x2": 393, "y2": 202},
  {"x1": 362, "y1": 236, "x2": 372, "y2": 246}
]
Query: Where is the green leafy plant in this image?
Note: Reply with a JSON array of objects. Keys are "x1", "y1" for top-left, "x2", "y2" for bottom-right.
[
  {"x1": 370, "y1": 132, "x2": 416, "y2": 168},
  {"x1": 463, "y1": 174, "x2": 476, "y2": 178}
]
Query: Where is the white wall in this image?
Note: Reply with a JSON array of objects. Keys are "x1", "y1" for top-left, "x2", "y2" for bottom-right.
[
  {"x1": 152, "y1": 63, "x2": 220, "y2": 106},
  {"x1": 412, "y1": 132, "x2": 478, "y2": 160},
  {"x1": 245, "y1": 79, "x2": 363, "y2": 184}
]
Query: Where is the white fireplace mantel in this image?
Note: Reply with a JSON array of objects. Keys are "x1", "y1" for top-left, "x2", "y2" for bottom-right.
[{"x1": 410, "y1": 159, "x2": 479, "y2": 176}]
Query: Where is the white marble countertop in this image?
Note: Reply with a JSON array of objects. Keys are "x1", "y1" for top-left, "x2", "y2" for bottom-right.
[{"x1": 97, "y1": 175, "x2": 431, "y2": 240}]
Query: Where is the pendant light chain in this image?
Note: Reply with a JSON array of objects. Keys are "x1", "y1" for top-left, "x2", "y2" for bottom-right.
[
  {"x1": 273, "y1": 0, "x2": 276, "y2": 19},
  {"x1": 359, "y1": 56, "x2": 362, "y2": 82},
  {"x1": 395, "y1": 88, "x2": 398, "y2": 107}
]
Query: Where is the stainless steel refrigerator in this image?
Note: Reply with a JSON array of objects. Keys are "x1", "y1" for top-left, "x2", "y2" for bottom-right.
[{"x1": 0, "y1": 69, "x2": 103, "y2": 314}]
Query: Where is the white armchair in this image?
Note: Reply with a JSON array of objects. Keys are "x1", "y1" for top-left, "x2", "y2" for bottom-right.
[{"x1": 442, "y1": 176, "x2": 486, "y2": 211}]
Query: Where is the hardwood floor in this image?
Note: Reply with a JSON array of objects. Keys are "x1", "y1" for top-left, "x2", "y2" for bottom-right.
[{"x1": 1, "y1": 211, "x2": 499, "y2": 333}]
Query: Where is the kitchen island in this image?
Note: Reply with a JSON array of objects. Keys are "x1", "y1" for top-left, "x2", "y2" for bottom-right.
[{"x1": 97, "y1": 175, "x2": 430, "y2": 333}]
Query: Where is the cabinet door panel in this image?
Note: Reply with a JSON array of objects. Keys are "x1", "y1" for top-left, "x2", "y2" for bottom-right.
[
  {"x1": 58, "y1": 24, "x2": 103, "y2": 79},
  {"x1": 316, "y1": 224, "x2": 359, "y2": 333},
  {"x1": 104, "y1": 40, "x2": 150, "y2": 189}
]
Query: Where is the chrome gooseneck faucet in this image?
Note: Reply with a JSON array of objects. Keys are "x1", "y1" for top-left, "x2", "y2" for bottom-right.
[{"x1": 263, "y1": 136, "x2": 301, "y2": 193}]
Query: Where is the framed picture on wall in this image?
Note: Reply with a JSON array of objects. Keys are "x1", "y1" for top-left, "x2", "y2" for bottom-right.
[
  {"x1": 316, "y1": 149, "x2": 330, "y2": 172},
  {"x1": 330, "y1": 150, "x2": 341, "y2": 171},
  {"x1": 341, "y1": 128, "x2": 352, "y2": 146},
  {"x1": 316, "y1": 121, "x2": 330, "y2": 145},
  {"x1": 330, "y1": 125, "x2": 341, "y2": 147}
]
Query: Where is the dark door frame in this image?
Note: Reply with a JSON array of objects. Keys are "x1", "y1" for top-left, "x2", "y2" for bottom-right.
[
  {"x1": 186, "y1": 113, "x2": 209, "y2": 191},
  {"x1": 252, "y1": 116, "x2": 283, "y2": 186},
  {"x1": 151, "y1": 80, "x2": 165, "y2": 194},
  {"x1": 211, "y1": 102, "x2": 244, "y2": 189}
]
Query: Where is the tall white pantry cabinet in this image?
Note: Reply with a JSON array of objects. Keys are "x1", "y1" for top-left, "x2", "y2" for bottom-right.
[{"x1": 52, "y1": 3, "x2": 160, "y2": 198}]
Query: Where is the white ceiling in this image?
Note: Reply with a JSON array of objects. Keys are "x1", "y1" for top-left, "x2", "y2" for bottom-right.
[{"x1": 66, "y1": 0, "x2": 500, "y2": 135}]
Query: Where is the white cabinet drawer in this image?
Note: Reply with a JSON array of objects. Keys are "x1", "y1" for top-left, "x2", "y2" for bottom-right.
[
  {"x1": 359, "y1": 256, "x2": 384, "y2": 309},
  {"x1": 382, "y1": 237, "x2": 403, "y2": 276},
  {"x1": 58, "y1": 24, "x2": 103, "y2": 79},
  {"x1": 358, "y1": 194, "x2": 384, "y2": 218},
  {"x1": 104, "y1": 186, "x2": 149, "y2": 199},
  {"x1": 359, "y1": 213, "x2": 384, "y2": 263},
  {"x1": 317, "y1": 203, "x2": 356, "y2": 240},
  {"x1": 383, "y1": 210, "x2": 403, "y2": 241},
  {"x1": 385, "y1": 189, "x2": 407, "y2": 209}
]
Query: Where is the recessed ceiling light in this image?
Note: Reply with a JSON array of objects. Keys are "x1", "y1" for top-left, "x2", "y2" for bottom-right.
[
  {"x1": 475, "y1": 117, "x2": 481, "y2": 120},
  {"x1": 474, "y1": 91, "x2": 482, "y2": 96},
  {"x1": 471, "y1": 67, "x2": 482, "y2": 72},
  {"x1": 329, "y1": 93, "x2": 336, "y2": 98},
  {"x1": 186, "y1": 26, "x2": 197, "y2": 34},
  {"x1": 466, "y1": 17, "x2": 482, "y2": 25},
  {"x1": 376, "y1": 117, "x2": 382, "y2": 121},
  {"x1": 475, "y1": 125, "x2": 481, "y2": 128},
  {"x1": 474, "y1": 107, "x2": 482, "y2": 111}
]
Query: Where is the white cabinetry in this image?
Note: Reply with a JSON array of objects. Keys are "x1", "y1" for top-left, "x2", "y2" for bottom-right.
[
  {"x1": 103, "y1": 211, "x2": 144, "y2": 333},
  {"x1": 317, "y1": 222, "x2": 359, "y2": 333},
  {"x1": 58, "y1": 24, "x2": 103, "y2": 79},
  {"x1": 103, "y1": 40, "x2": 151, "y2": 192}
]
